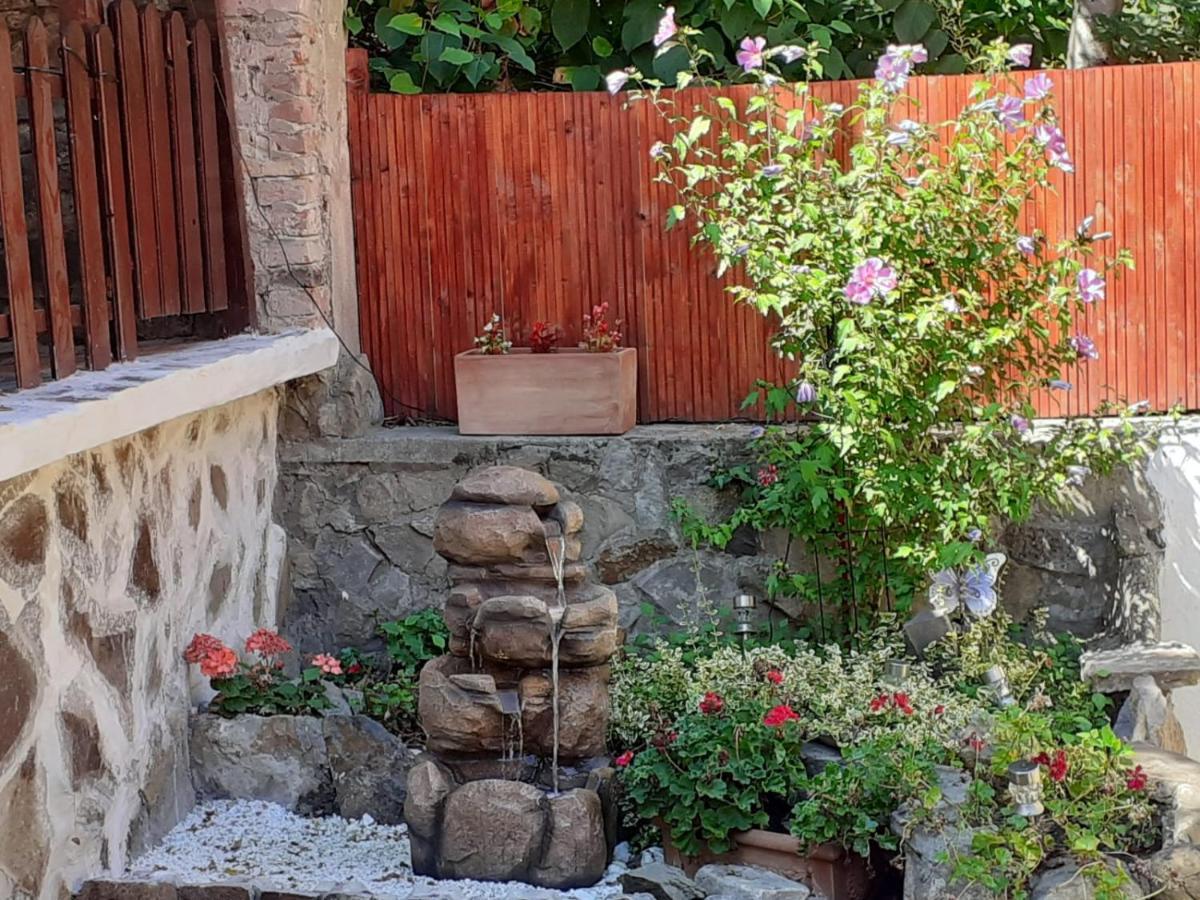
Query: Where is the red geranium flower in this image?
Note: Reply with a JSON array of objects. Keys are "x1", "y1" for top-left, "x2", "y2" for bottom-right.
[
  {"x1": 347, "y1": 662, "x2": 364, "y2": 675},
  {"x1": 1048, "y1": 749, "x2": 1069, "y2": 783},
  {"x1": 184, "y1": 633, "x2": 238, "y2": 679},
  {"x1": 1126, "y1": 765, "x2": 1148, "y2": 792},
  {"x1": 966, "y1": 733, "x2": 987, "y2": 753},
  {"x1": 245, "y1": 627, "x2": 292, "y2": 658},
  {"x1": 699, "y1": 692, "x2": 725, "y2": 715},
  {"x1": 893, "y1": 692, "x2": 914, "y2": 716},
  {"x1": 615, "y1": 750, "x2": 635, "y2": 767},
  {"x1": 869, "y1": 693, "x2": 891, "y2": 713},
  {"x1": 757, "y1": 464, "x2": 779, "y2": 487},
  {"x1": 763, "y1": 704, "x2": 800, "y2": 727},
  {"x1": 932, "y1": 704, "x2": 946, "y2": 716},
  {"x1": 765, "y1": 669, "x2": 784, "y2": 685}
]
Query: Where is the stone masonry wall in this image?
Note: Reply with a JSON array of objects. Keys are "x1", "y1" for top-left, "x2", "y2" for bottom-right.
[
  {"x1": 216, "y1": 0, "x2": 359, "y2": 343},
  {"x1": 277, "y1": 424, "x2": 1164, "y2": 654},
  {"x1": 0, "y1": 389, "x2": 284, "y2": 900}
]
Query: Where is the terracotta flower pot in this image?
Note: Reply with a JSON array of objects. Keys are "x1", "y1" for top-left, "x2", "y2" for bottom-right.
[
  {"x1": 660, "y1": 825, "x2": 873, "y2": 900},
  {"x1": 454, "y1": 347, "x2": 637, "y2": 436}
]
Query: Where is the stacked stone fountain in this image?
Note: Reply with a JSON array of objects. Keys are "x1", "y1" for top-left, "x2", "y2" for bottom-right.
[{"x1": 404, "y1": 466, "x2": 621, "y2": 889}]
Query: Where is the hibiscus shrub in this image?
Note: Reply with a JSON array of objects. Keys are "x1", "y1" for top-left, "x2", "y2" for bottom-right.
[
  {"x1": 184, "y1": 629, "x2": 342, "y2": 717},
  {"x1": 620, "y1": 35, "x2": 1159, "y2": 629}
]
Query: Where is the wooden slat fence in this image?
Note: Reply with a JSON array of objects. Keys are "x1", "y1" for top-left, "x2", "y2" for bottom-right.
[
  {"x1": 0, "y1": 2, "x2": 243, "y2": 391},
  {"x1": 348, "y1": 55, "x2": 1199, "y2": 423}
]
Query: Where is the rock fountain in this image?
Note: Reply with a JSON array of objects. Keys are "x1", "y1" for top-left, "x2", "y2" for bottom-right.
[{"x1": 404, "y1": 466, "x2": 621, "y2": 889}]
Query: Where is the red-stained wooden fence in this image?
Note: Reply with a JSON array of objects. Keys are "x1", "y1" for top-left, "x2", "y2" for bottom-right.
[
  {"x1": 347, "y1": 53, "x2": 1199, "y2": 422},
  {"x1": 0, "y1": 2, "x2": 245, "y2": 391}
]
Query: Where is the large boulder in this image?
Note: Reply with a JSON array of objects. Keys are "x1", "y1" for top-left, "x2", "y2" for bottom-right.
[
  {"x1": 531, "y1": 789, "x2": 608, "y2": 889},
  {"x1": 1147, "y1": 843, "x2": 1200, "y2": 900},
  {"x1": 322, "y1": 715, "x2": 416, "y2": 824},
  {"x1": 404, "y1": 754, "x2": 456, "y2": 876},
  {"x1": 433, "y1": 502, "x2": 545, "y2": 565},
  {"x1": 1132, "y1": 744, "x2": 1200, "y2": 845},
  {"x1": 438, "y1": 780, "x2": 547, "y2": 882},
  {"x1": 471, "y1": 588, "x2": 619, "y2": 668},
  {"x1": 189, "y1": 715, "x2": 333, "y2": 814},
  {"x1": 451, "y1": 466, "x2": 560, "y2": 508},
  {"x1": 417, "y1": 656, "x2": 506, "y2": 755}
]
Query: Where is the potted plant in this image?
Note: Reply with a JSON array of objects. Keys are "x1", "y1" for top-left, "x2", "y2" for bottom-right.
[{"x1": 454, "y1": 305, "x2": 637, "y2": 435}]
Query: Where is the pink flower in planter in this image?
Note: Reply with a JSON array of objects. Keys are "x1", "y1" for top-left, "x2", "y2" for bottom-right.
[
  {"x1": 1077, "y1": 268, "x2": 1106, "y2": 303},
  {"x1": 312, "y1": 653, "x2": 343, "y2": 676},
  {"x1": 736, "y1": 37, "x2": 767, "y2": 73},
  {"x1": 653, "y1": 7, "x2": 677, "y2": 47},
  {"x1": 615, "y1": 750, "x2": 635, "y2": 767},
  {"x1": 185, "y1": 633, "x2": 239, "y2": 679}
]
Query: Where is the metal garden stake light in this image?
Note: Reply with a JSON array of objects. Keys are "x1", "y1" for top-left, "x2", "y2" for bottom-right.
[
  {"x1": 1008, "y1": 760, "x2": 1045, "y2": 817},
  {"x1": 733, "y1": 593, "x2": 757, "y2": 652}
]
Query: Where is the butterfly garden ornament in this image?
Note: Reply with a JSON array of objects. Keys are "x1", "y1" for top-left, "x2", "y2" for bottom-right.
[{"x1": 928, "y1": 553, "x2": 1007, "y2": 617}]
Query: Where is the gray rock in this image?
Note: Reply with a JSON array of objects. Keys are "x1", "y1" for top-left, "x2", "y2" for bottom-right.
[
  {"x1": 404, "y1": 754, "x2": 456, "y2": 876},
  {"x1": 1147, "y1": 843, "x2": 1200, "y2": 900},
  {"x1": 1132, "y1": 744, "x2": 1200, "y2": 845},
  {"x1": 322, "y1": 714, "x2": 416, "y2": 824},
  {"x1": 892, "y1": 766, "x2": 986, "y2": 900},
  {"x1": 189, "y1": 714, "x2": 334, "y2": 814},
  {"x1": 432, "y1": 501, "x2": 545, "y2": 565},
  {"x1": 1081, "y1": 642, "x2": 1200, "y2": 693},
  {"x1": 531, "y1": 789, "x2": 609, "y2": 889},
  {"x1": 619, "y1": 862, "x2": 704, "y2": 900},
  {"x1": 280, "y1": 348, "x2": 383, "y2": 441},
  {"x1": 1028, "y1": 858, "x2": 1140, "y2": 898},
  {"x1": 438, "y1": 780, "x2": 547, "y2": 882},
  {"x1": 694, "y1": 863, "x2": 811, "y2": 899},
  {"x1": 799, "y1": 741, "x2": 843, "y2": 776},
  {"x1": 1114, "y1": 675, "x2": 1188, "y2": 754}
]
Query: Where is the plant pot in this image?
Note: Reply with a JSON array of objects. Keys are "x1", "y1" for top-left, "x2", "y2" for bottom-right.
[
  {"x1": 659, "y1": 825, "x2": 873, "y2": 900},
  {"x1": 454, "y1": 347, "x2": 637, "y2": 436}
]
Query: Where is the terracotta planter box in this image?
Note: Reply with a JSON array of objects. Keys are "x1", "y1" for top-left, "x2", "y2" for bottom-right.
[
  {"x1": 454, "y1": 347, "x2": 637, "y2": 436},
  {"x1": 661, "y1": 826, "x2": 872, "y2": 900}
]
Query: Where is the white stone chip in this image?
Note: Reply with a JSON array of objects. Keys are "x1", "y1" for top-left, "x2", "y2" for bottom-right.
[{"x1": 126, "y1": 799, "x2": 626, "y2": 899}]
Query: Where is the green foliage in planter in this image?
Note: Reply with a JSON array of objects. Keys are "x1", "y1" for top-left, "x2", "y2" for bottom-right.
[
  {"x1": 627, "y1": 36, "x2": 1163, "y2": 632},
  {"x1": 209, "y1": 666, "x2": 332, "y2": 717},
  {"x1": 339, "y1": 610, "x2": 449, "y2": 739}
]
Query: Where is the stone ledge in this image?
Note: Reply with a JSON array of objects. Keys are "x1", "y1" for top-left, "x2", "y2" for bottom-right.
[
  {"x1": 279, "y1": 423, "x2": 760, "y2": 465},
  {"x1": 0, "y1": 329, "x2": 339, "y2": 482},
  {"x1": 1081, "y1": 641, "x2": 1200, "y2": 693}
]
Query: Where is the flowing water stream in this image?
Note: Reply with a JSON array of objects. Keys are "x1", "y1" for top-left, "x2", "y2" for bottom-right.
[{"x1": 542, "y1": 520, "x2": 568, "y2": 795}]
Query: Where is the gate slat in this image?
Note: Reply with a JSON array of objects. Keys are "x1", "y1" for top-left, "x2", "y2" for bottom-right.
[
  {"x1": 167, "y1": 12, "x2": 205, "y2": 313},
  {"x1": 111, "y1": 0, "x2": 160, "y2": 318},
  {"x1": 141, "y1": 4, "x2": 180, "y2": 315},
  {"x1": 64, "y1": 21, "x2": 113, "y2": 369},
  {"x1": 26, "y1": 18, "x2": 76, "y2": 378},
  {"x1": 191, "y1": 20, "x2": 228, "y2": 312},
  {"x1": 0, "y1": 22, "x2": 40, "y2": 387},
  {"x1": 92, "y1": 23, "x2": 138, "y2": 360}
]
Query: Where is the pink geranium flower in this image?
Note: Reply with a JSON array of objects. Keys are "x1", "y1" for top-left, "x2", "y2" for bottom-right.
[{"x1": 312, "y1": 653, "x2": 343, "y2": 676}]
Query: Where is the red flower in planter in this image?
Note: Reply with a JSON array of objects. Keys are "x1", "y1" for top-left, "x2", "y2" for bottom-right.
[
  {"x1": 893, "y1": 692, "x2": 914, "y2": 716},
  {"x1": 869, "y1": 693, "x2": 891, "y2": 713},
  {"x1": 1044, "y1": 749, "x2": 1069, "y2": 783},
  {"x1": 615, "y1": 750, "x2": 635, "y2": 767},
  {"x1": 652, "y1": 730, "x2": 678, "y2": 749},
  {"x1": 932, "y1": 704, "x2": 946, "y2": 716},
  {"x1": 763, "y1": 704, "x2": 800, "y2": 727},
  {"x1": 347, "y1": 662, "x2": 364, "y2": 676},
  {"x1": 966, "y1": 733, "x2": 987, "y2": 753},
  {"x1": 1126, "y1": 765, "x2": 1148, "y2": 792},
  {"x1": 765, "y1": 669, "x2": 784, "y2": 685},
  {"x1": 529, "y1": 321, "x2": 559, "y2": 353},
  {"x1": 757, "y1": 464, "x2": 779, "y2": 487},
  {"x1": 184, "y1": 633, "x2": 238, "y2": 679},
  {"x1": 699, "y1": 692, "x2": 725, "y2": 715},
  {"x1": 245, "y1": 628, "x2": 292, "y2": 659}
]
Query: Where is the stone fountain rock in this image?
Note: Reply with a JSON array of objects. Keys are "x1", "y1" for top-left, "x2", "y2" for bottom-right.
[{"x1": 406, "y1": 465, "x2": 618, "y2": 889}]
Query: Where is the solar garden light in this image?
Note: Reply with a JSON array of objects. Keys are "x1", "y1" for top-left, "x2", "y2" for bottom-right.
[
  {"x1": 732, "y1": 593, "x2": 757, "y2": 649},
  {"x1": 883, "y1": 659, "x2": 911, "y2": 686},
  {"x1": 982, "y1": 664, "x2": 1017, "y2": 708},
  {"x1": 1007, "y1": 760, "x2": 1045, "y2": 817}
]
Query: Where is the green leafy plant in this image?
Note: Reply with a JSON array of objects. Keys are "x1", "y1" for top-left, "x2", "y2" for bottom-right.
[
  {"x1": 184, "y1": 629, "x2": 336, "y2": 717},
  {"x1": 347, "y1": 610, "x2": 449, "y2": 739},
  {"x1": 623, "y1": 33, "x2": 1160, "y2": 630}
]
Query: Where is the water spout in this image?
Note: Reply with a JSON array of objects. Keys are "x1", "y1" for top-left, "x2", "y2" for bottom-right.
[{"x1": 542, "y1": 520, "x2": 568, "y2": 794}]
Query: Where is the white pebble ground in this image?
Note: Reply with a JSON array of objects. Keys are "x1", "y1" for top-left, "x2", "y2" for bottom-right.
[{"x1": 126, "y1": 800, "x2": 628, "y2": 899}]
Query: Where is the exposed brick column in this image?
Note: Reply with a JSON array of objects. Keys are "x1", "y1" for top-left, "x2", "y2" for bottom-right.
[{"x1": 214, "y1": 0, "x2": 360, "y2": 349}]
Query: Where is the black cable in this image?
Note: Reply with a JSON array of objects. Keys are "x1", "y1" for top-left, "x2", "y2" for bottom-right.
[{"x1": 182, "y1": 1, "x2": 448, "y2": 425}]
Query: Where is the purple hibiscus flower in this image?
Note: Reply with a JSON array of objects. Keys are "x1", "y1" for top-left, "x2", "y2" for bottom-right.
[
  {"x1": 1071, "y1": 334, "x2": 1099, "y2": 361},
  {"x1": 1077, "y1": 268, "x2": 1106, "y2": 303},
  {"x1": 1025, "y1": 72, "x2": 1053, "y2": 101},
  {"x1": 737, "y1": 36, "x2": 767, "y2": 72},
  {"x1": 887, "y1": 119, "x2": 921, "y2": 146},
  {"x1": 1008, "y1": 44, "x2": 1033, "y2": 67},
  {"x1": 1016, "y1": 235, "x2": 1037, "y2": 255},
  {"x1": 653, "y1": 7, "x2": 677, "y2": 47},
  {"x1": 1011, "y1": 414, "x2": 1031, "y2": 434},
  {"x1": 996, "y1": 96, "x2": 1024, "y2": 132},
  {"x1": 795, "y1": 381, "x2": 817, "y2": 404},
  {"x1": 844, "y1": 257, "x2": 898, "y2": 305}
]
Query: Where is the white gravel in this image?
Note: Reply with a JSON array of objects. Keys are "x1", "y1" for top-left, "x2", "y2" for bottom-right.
[{"x1": 126, "y1": 800, "x2": 629, "y2": 899}]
